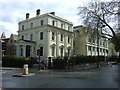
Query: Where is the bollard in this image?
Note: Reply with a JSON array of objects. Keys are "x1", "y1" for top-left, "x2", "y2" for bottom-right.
[{"x1": 23, "y1": 64, "x2": 29, "y2": 75}]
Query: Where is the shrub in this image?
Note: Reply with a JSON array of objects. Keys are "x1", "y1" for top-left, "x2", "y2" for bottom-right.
[
  {"x1": 53, "y1": 56, "x2": 67, "y2": 69},
  {"x1": 2, "y1": 56, "x2": 33, "y2": 68}
]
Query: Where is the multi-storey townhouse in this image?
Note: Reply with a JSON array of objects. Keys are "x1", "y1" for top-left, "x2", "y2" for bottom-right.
[
  {"x1": 16, "y1": 9, "x2": 73, "y2": 61},
  {"x1": 73, "y1": 25, "x2": 109, "y2": 56},
  {"x1": 6, "y1": 34, "x2": 18, "y2": 55}
]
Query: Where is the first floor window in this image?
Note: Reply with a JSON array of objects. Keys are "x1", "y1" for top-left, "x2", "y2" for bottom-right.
[
  {"x1": 40, "y1": 32, "x2": 43, "y2": 40},
  {"x1": 61, "y1": 34, "x2": 63, "y2": 42},
  {"x1": 52, "y1": 32, "x2": 55, "y2": 41},
  {"x1": 30, "y1": 34, "x2": 33, "y2": 41}
]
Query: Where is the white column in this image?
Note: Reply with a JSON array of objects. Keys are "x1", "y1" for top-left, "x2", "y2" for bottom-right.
[
  {"x1": 46, "y1": 30, "x2": 50, "y2": 57},
  {"x1": 23, "y1": 45, "x2": 26, "y2": 57},
  {"x1": 16, "y1": 45, "x2": 20, "y2": 57},
  {"x1": 64, "y1": 34, "x2": 67, "y2": 56},
  {"x1": 56, "y1": 32, "x2": 60, "y2": 56}
]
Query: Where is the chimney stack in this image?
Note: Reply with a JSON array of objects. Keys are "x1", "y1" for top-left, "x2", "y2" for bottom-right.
[
  {"x1": 50, "y1": 12, "x2": 55, "y2": 15},
  {"x1": 26, "y1": 13, "x2": 30, "y2": 19},
  {"x1": 36, "y1": 9, "x2": 40, "y2": 16}
]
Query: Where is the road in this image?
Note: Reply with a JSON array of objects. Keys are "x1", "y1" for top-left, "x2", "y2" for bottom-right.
[{"x1": 1, "y1": 65, "x2": 119, "y2": 88}]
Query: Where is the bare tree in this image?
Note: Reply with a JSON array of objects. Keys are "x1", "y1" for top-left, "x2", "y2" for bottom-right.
[{"x1": 78, "y1": 0, "x2": 120, "y2": 57}]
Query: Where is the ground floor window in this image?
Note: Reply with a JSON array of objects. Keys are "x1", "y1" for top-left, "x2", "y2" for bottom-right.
[
  {"x1": 60, "y1": 48, "x2": 63, "y2": 57},
  {"x1": 51, "y1": 47, "x2": 55, "y2": 56},
  {"x1": 40, "y1": 47, "x2": 43, "y2": 56},
  {"x1": 68, "y1": 48, "x2": 70, "y2": 56}
]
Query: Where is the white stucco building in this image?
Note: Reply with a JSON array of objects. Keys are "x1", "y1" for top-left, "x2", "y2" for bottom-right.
[
  {"x1": 16, "y1": 9, "x2": 73, "y2": 60},
  {"x1": 73, "y1": 25, "x2": 109, "y2": 56}
]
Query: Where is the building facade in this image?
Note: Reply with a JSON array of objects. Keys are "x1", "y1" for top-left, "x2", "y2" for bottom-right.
[
  {"x1": 73, "y1": 25, "x2": 109, "y2": 56},
  {"x1": 16, "y1": 9, "x2": 73, "y2": 61},
  {"x1": 6, "y1": 34, "x2": 18, "y2": 55},
  {"x1": 1, "y1": 32, "x2": 9, "y2": 56}
]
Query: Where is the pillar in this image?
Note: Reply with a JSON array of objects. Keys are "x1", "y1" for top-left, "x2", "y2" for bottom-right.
[
  {"x1": 56, "y1": 32, "x2": 59, "y2": 56},
  {"x1": 64, "y1": 34, "x2": 67, "y2": 56},
  {"x1": 46, "y1": 30, "x2": 50, "y2": 57},
  {"x1": 23, "y1": 45, "x2": 26, "y2": 57}
]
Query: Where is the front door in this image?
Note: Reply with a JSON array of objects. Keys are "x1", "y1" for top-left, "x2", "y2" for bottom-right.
[{"x1": 26, "y1": 45, "x2": 31, "y2": 57}]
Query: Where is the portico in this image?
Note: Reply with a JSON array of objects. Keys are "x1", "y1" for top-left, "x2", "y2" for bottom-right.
[{"x1": 16, "y1": 39, "x2": 36, "y2": 57}]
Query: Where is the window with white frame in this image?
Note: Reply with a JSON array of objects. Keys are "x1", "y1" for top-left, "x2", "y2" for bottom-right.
[
  {"x1": 51, "y1": 47, "x2": 55, "y2": 56},
  {"x1": 40, "y1": 32, "x2": 43, "y2": 40},
  {"x1": 60, "y1": 48, "x2": 63, "y2": 57},
  {"x1": 88, "y1": 46, "x2": 91, "y2": 51},
  {"x1": 52, "y1": 32, "x2": 55, "y2": 41},
  {"x1": 40, "y1": 47, "x2": 43, "y2": 56},
  {"x1": 22, "y1": 25, "x2": 24, "y2": 30},
  {"x1": 68, "y1": 26, "x2": 70, "y2": 31},
  {"x1": 41, "y1": 20, "x2": 44, "y2": 25},
  {"x1": 68, "y1": 48, "x2": 70, "y2": 56},
  {"x1": 22, "y1": 35, "x2": 24, "y2": 40},
  {"x1": 88, "y1": 37, "x2": 91, "y2": 43},
  {"x1": 68, "y1": 36, "x2": 70, "y2": 43},
  {"x1": 61, "y1": 34, "x2": 63, "y2": 42},
  {"x1": 52, "y1": 20, "x2": 55, "y2": 26},
  {"x1": 30, "y1": 34, "x2": 33, "y2": 41},
  {"x1": 31, "y1": 23, "x2": 33, "y2": 28}
]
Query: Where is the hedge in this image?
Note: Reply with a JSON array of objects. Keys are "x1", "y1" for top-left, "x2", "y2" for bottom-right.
[
  {"x1": 2, "y1": 56, "x2": 33, "y2": 68},
  {"x1": 52, "y1": 55, "x2": 107, "y2": 69},
  {"x1": 53, "y1": 56, "x2": 67, "y2": 69}
]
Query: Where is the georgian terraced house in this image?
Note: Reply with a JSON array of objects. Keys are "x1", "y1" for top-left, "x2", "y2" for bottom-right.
[
  {"x1": 73, "y1": 25, "x2": 109, "y2": 56},
  {"x1": 16, "y1": 9, "x2": 74, "y2": 61}
]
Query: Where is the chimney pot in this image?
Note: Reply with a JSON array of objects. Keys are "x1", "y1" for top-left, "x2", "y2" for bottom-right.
[
  {"x1": 36, "y1": 9, "x2": 40, "y2": 16},
  {"x1": 26, "y1": 13, "x2": 30, "y2": 19}
]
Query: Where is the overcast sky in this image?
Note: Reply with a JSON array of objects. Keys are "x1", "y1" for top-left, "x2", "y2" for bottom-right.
[{"x1": 0, "y1": 0, "x2": 112, "y2": 38}]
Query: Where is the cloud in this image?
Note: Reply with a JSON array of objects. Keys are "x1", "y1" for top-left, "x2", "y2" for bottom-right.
[{"x1": 0, "y1": 0, "x2": 91, "y2": 38}]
